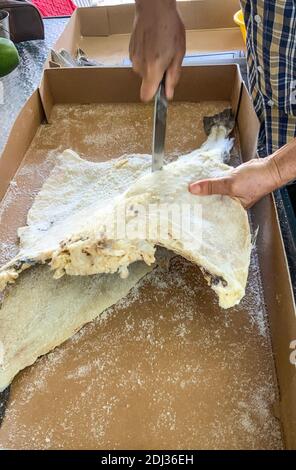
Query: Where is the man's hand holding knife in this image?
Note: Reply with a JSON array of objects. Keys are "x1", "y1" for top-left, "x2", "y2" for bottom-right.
[
  {"x1": 129, "y1": 0, "x2": 296, "y2": 207},
  {"x1": 129, "y1": 0, "x2": 185, "y2": 102}
]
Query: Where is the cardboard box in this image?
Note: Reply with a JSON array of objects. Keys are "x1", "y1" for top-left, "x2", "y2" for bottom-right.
[
  {"x1": 0, "y1": 65, "x2": 295, "y2": 449},
  {"x1": 50, "y1": 1, "x2": 245, "y2": 67}
]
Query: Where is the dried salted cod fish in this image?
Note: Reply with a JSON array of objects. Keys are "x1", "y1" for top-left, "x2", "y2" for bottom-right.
[{"x1": 0, "y1": 109, "x2": 251, "y2": 310}]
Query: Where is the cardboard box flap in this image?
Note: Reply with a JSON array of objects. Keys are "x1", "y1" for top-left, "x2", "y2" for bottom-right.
[
  {"x1": 0, "y1": 91, "x2": 45, "y2": 202},
  {"x1": 40, "y1": 64, "x2": 242, "y2": 123},
  {"x1": 77, "y1": 1, "x2": 242, "y2": 37}
]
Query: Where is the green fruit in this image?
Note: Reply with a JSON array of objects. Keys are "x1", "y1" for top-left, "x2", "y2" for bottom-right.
[{"x1": 0, "y1": 37, "x2": 20, "y2": 78}]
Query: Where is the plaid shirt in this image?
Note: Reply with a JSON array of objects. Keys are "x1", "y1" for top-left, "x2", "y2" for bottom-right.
[{"x1": 241, "y1": 0, "x2": 296, "y2": 156}]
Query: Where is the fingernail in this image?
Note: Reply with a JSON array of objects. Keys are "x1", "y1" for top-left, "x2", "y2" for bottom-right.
[
  {"x1": 167, "y1": 89, "x2": 174, "y2": 100},
  {"x1": 140, "y1": 92, "x2": 151, "y2": 103},
  {"x1": 189, "y1": 184, "x2": 201, "y2": 194}
]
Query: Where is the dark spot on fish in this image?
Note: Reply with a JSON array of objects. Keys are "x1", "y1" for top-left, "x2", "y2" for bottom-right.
[
  {"x1": 82, "y1": 249, "x2": 91, "y2": 257},
  {"x1": 201, "y1": 268, "x2": 228, "y2": 288},
  {"x1": 0, "y1": 386, "x2": 10, "y2": 426},
  {"x1": 210, "y1": 275, "x2": 228, "y2": 288},
  {"x1": 14, "y1": 258, "x2": 36, "y2": 270}
]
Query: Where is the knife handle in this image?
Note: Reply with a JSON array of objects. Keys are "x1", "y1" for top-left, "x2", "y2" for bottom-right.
[
  {"x1": 160, "y1": 72, "x2": 166, "y2": 92},
  {"x1": 158, "y1": 72, "x2": 167, "y2": 106}
]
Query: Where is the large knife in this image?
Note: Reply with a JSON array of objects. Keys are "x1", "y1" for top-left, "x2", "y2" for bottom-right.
[{"x1": 152, "y1": 75, "x2": 168, "y2": 172}]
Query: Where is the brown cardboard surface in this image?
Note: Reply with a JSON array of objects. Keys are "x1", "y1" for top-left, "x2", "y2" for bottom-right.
[
  {"x1": 0, "y1": 65, "x2": 295, "y2": 449},
  {"x1": 0, "y1": 257, "x2": 283, "y2": 449},
  {"x1": 50, "y1": 1, "x2": 244, "y2": 68},
  {"x1": 76, "y1": 1, "x2": 241, "y2": 36}
]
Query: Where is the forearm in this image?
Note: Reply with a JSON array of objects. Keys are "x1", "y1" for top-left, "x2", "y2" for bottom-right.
[
  {"x1": 135, "y1": 0, "x2": 177, "y2": 17},
  {"x1": 267, "y1": 138, "x2": 296, "y2": 188},
  {"x1": 135, "y1": 0, "x2": 176, "y2": 10}
]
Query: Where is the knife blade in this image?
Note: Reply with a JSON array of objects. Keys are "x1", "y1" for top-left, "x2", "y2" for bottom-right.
[{"x1": 152, "y1": 76, "x2": 168, "y2": 172}]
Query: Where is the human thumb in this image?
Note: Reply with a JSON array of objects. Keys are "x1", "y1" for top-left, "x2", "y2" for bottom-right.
[{"x1": 189, "y1": 177, "x2": 232, "y2": 196}]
